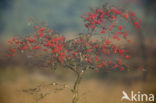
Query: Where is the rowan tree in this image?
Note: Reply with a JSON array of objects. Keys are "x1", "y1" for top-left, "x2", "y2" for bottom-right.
[{"x1": 8, "y1": 5, "x2": 143, "y2": 103}]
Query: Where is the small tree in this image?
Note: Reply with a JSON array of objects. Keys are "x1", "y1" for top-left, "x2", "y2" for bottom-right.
[{"x1": 8, "y1": 5, "x2": 142, "y2": 103}]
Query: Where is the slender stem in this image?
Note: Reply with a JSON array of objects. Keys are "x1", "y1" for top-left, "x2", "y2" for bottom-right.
[{"x1": 72, "y1": 72, "x2": 83, "y2": 103}]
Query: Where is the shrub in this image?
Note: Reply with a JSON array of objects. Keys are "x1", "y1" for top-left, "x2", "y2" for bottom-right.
[{"x1": 8, "y1": 4, "x2": 142, "y2": 103}]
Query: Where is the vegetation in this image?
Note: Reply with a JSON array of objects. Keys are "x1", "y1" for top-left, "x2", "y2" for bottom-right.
[{"x1": 8, "y1": 5, "x2": 143, "y2": 103}]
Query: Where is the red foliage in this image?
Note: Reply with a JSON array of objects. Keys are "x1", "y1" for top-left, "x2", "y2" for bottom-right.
[{"x1": 7, "y1": 5, "x2": 143, "y2": 72}]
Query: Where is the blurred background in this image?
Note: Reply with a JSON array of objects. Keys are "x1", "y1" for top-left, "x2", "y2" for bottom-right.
[{"x1": 0, "y1": 0, "x2": 156, "y2": 103}]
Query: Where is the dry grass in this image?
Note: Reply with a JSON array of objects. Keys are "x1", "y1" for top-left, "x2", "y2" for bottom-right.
[{"x1": 0, "y1": 67, "x2": 155, "y2": 103}]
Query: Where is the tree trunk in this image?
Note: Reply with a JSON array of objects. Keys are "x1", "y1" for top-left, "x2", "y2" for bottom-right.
[{"x1": 72, "y1": 72, "x2": 82, "y2": 103}]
